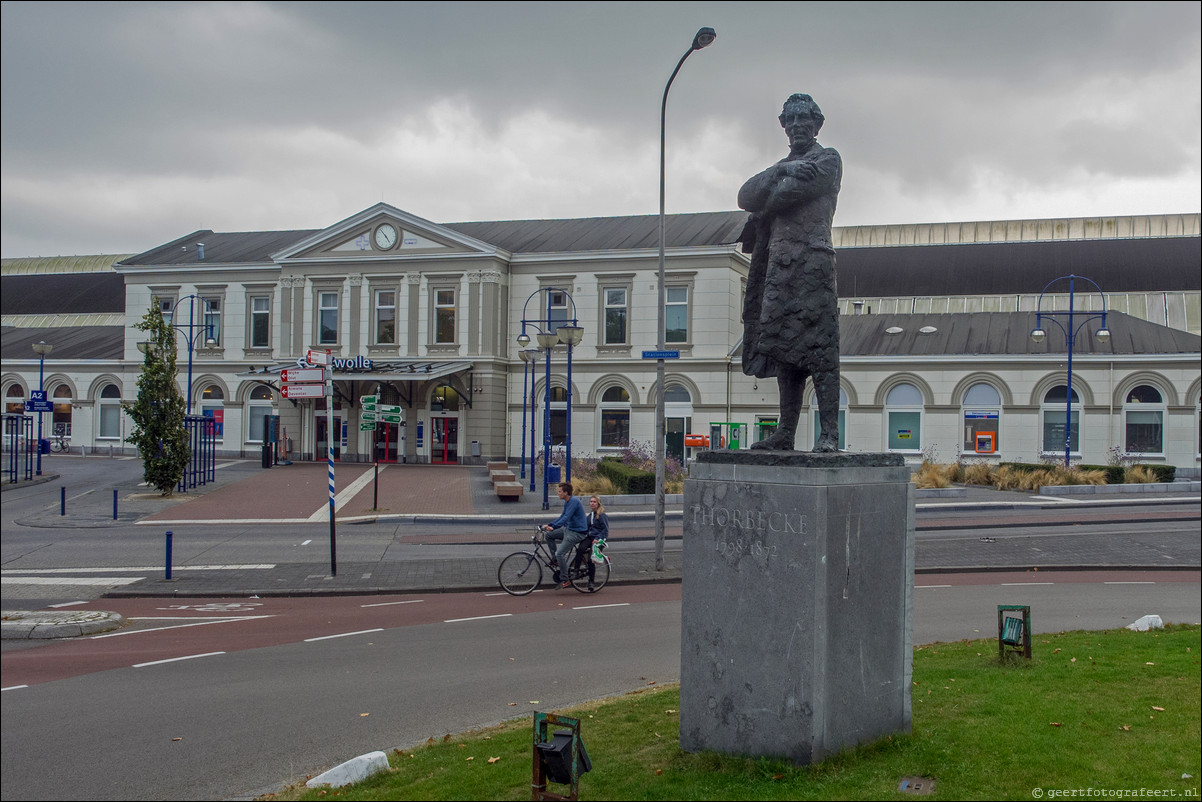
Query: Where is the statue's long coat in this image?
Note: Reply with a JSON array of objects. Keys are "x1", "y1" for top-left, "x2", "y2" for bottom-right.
[{"x1": 737, "y1": 139, "x2": 842, "y2": 379}]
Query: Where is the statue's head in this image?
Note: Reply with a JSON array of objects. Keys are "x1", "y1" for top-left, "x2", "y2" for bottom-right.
[{"x1": 779, "y1": 93, "x2": 824, "y2": 148}]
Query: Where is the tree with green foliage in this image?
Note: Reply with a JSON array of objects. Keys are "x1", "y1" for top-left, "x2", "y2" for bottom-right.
[{"x1": 126, "y1": 301, "x2": 189, "y2": 495}]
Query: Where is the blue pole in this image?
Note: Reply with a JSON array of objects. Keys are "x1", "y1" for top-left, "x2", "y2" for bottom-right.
[
  {"x1": 543, "y1": 345, "x2": 552, "y2": 510},
  {"x1": 520, "y1": 354, "x2": 529, "y2": 479},
  {"x1": 113, "y1": 489, "x2": 118, "y2": 520},
  {"x1": 1064, "y1": 276, "x2": 1075, "y2": 468},
  {"x1": 529, "y1": 357, "x2": 537, "y2": 493},
  {"x1": 165, "y1": 530, "x2": 173, "y2": 579},
  {"x1": 565, "y1": 342, "x2": 573, "y2": 482},
  {"x1": 60, "y1": 485, "x2": 65, "y2": 515},
  {"x1": 35, "y1": 351, "x2": 45, "y2": 476}
]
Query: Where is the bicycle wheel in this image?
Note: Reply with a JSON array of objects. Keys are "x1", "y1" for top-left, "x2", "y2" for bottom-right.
[
  {"x1": 570, "y1": 553, "x2": 610, "y2": 593},
  {"x1": 498, "y1": 551, "x2": 542, "y2": 596}
]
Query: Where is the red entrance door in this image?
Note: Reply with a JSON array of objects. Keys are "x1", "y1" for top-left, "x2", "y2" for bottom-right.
[
  {"x1": 431, "y1": 417, "x2": 458, "y2": 464},
  {"x1": 374, "y1": 423, "x2": 400, "y2": 463}
]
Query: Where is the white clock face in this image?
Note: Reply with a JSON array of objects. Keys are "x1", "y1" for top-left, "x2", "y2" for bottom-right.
[{"x1": 374, "y1": 224, "x2": 398, "y2": 250}]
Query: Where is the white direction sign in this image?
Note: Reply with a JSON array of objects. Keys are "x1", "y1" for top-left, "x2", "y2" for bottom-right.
[
  {"x1": 305, "y1": 349, "x2": 330, "y2": 366},
  {"x1": 281, "y1": 382, "x2": 325, "y2": 399},
  {"x1": 281, "y1": 368, "x2": 324, "y2": 383}
]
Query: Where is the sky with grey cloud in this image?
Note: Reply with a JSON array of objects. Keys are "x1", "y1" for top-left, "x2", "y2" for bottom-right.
[{"x1": 2, "y1": 1, "x2": 1198, "y2": 258}]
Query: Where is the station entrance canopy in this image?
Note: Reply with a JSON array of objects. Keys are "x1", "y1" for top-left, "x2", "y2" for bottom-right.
[{"x1": 241, "y1": 359, "x2": 474, "y2": 383}]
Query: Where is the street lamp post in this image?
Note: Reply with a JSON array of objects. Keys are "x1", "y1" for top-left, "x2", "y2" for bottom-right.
[
  {"x1": 31, "y1": 340, "x2": 52, "y2": 476},
  {"x1": 1030, "y1": 274, "x2": 1110, "y2": 468},
  {"x1": 170, "y1": 294, "x2": 217, "y2": 415},
  {"x1": 655, "y1": 26, "x2": 716, "y2": 570},
  {"x1": 517, "y1": 288, "x2": 583, "y2": 511}
]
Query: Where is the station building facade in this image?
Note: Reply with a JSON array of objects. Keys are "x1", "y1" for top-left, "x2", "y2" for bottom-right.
[{"x1": 2, "y1": 205, "x2": 1199, "y2": 471}]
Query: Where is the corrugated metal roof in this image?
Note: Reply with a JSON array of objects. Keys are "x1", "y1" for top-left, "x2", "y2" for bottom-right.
[
  {"x1": 1, "y1": 254, "x2": 131, "y2": 275},
  {"x1": 837, "y1": 310, "x2": 1200, "y2": 356},
  {"x1": 0, "y1": 273, "x2": 126, "y2": 315},
  {"x1": 0, "y1": 326, "x2": 124, "y2": 360},
  {"x1": 117, "y1": 230, "x2": 320, "y2": 267},
  {"x1": 445, "y1": 212, "x2": 749, "y2": 253}
]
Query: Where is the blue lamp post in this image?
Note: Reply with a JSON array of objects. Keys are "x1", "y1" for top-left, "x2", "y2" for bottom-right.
[
  {"x1": 655, "y1": 26, "x2": 715, "y2": 570},
  {"x1": 31, "y1": 340, "x2": 52, "y2": 476},
  {"x1": 169, "y1": 294, "x2": 217, "y2": 415},
  {"x1": 1030, "y1": 274, "x2": 1110, "y2": 468},
  {"x1": 517, "y1": 288, "x2": 583, "y2": 511}
]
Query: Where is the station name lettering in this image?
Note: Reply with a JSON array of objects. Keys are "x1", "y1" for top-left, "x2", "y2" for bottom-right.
[{"x1": 692, "y1": 505, "x2": 807, "y2": 535}]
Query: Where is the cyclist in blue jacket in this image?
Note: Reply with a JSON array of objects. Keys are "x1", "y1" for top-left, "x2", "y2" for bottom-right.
[{"x1": 541, "y1": 482, "x2": 587, "y2": 589}]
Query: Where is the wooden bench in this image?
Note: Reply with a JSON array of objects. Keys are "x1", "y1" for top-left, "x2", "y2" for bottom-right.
[
  {"x1": 495, "y1": 481, "x2": 524, "y2": 500},
  {"x1": 490, "y1": 469, "x2": 517, "y2": 485},
  {"x1": 486, "y1": 461, "x2": 510, "y2": 474}
]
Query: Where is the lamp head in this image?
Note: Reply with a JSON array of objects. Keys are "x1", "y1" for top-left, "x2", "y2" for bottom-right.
[
  {"x1": 1030, "y1": 328, "x2": 1046, "y2": 344},
  {"x1": 536, "y1": 332, "x2": 558, "y2": 349},
  {"x1": 692, "y1": 27, "x2": 716, "y2": 49},
  {"x1": 557, "y1": 325, "x2": 584, "y2": 347},
  {"x1": 32, "y1": 341, "x2": 53, "y2": 357},
  {"x1": 517, "y1": 333, "x2": 531, "y2": 348},
  {"x1": 1095, "y1": 328, "x2": 1111, "y2": 343}
]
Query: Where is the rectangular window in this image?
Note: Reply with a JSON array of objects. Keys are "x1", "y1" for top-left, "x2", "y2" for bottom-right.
[
  {"x1": 375, "y1": 290, "x2": 396, "y2": 345},
  {"x1": 203, "y1": 298, "x2": 221, "y2": 346},
  {"x1": 248, "y1": 407, "x2": 272, "y2": 442},
  {"x1": 319, "y1": 291, "x2": 339, "y2": 344},
  {"x1": 962, "y1": 411, "x2": 999, "y2": 453},
  {"x1": 159, "y1": 297, "x2": 174, "y2": 326},
  {"x1": 99, "y1": 404, "x2": 121, "y2": 438},
  {"x1": 665, "y1": 286, "x2": 688, "y2": 344},
  {"x1": 250, "y1": 296, "x2": 270, "y2": 348},
  {"x1": 600, "y1": 409, "x2": 630, "y2": 448},
  {"x1": 1125, "y1": 410, "x2": 1163, "y2": 454},
  {"x1": 546, "y1": 290, "x2": 569, "y2": 337},
  {"x1": 604, "y1": 288, "x2": 628, "y2": 344},
  {"x1": 888, "y1": 411, "x2": 921, "y2": 451},
  {"x1": 435, "y1": 289, "x2": 456, "y2": 344},
  {"x1": 1042, "y1": 411, "x2": 1079, "y2": 453}
]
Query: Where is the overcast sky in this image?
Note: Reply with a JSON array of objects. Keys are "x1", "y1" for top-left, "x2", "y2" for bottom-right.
[{"x1": 1, "y1": 1, "x2": 1199, "y2": 258}]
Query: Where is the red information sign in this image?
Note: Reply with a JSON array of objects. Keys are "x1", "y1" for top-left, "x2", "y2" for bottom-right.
[
  {"x1": 281, "y1": 382, "x2": 325, "y2": 399},
  {"x1": 280, "y1": 368, "x2": 324, "y2": 383}
]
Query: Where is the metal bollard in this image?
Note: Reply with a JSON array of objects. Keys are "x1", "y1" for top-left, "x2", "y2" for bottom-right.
[
  {"x1": 61, "y1": 486, "x2": 65, "y2": 516},
  {"x1": 165, "y1": 531, "x2": 173, "y2": 579},
  {"x1": 113, "y1": 489, "x2": 118, "y2": 520}
]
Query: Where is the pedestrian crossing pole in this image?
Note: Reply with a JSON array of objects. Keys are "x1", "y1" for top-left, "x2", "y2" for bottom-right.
[{"x1": 311, "y1": 349, "x2": 337, "y2": 577}]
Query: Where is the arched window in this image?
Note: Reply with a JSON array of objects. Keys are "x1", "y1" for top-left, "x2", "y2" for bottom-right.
[
  {"x1": 201, "y1": 384, "x2": 224, "y2": 440},
  {"x1": 812, "y1": 387, "x2": 849, "y2": 450},
  {"x1": 5, "y1": 385, "x2": 25, "y2": 414},
  {"x1": 1123, "y1": 385, "x2": 1164, "y2": 455},
  {"x1": 51, "y1": 384, "x2": 72, "y2": 437},
  {"x1": 430, "y1": 385, "x2": 461, "y2": 412},
  {"x1": 599, "y1": 386, "x2": 630, "y2": 449},
  {"x1": 885, "y1": 383, "x2": 923, "y2": 451},
  {"x1": 961, "y1": 383, "x2": 1002, "y2": 455},
  {"x1": 1040, "y1": 385, "x2": 1080, "y2": 456},
  {"x1": 98, "y1": 384, "x2": 123, "y2": 439},
  {"x1": 247, "y1": 385, "x2": 276, "y2": 443}
]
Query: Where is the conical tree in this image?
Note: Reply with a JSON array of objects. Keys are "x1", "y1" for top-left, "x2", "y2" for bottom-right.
[{"x1": 126, "y1": 301, "x2": 190, "y2": 495}]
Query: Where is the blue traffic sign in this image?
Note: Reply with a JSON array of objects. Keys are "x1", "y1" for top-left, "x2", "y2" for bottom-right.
[{"x1": 642, "y1": 350, "x2": 680, "y2": 359}]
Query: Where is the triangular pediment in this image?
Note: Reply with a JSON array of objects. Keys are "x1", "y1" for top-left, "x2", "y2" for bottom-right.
[{"x1": 271, "y1": 203, "x2": 506, "y2": 262}]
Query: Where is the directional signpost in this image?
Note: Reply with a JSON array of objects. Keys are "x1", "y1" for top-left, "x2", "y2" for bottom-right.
[
  {"x1": 281, "y1": 383, "x2": 325, "y2": 399},
  {"x1": 280, "y1": 368, "x2": 324, "y2": 383}
]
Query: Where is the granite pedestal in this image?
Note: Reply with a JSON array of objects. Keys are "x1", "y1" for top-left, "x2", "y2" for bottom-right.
[{"x1": 680, "y1": 451, "x2": 914, "y2": 764}]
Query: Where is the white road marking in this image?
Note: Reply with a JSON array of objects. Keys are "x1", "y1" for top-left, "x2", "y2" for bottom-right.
[
  {"x1": 918, "y1": 584, "x2": 953, "y2": 588},
  {"x1": 2, "y1": 577, "x2": 144, "y2": 586},
  {"x1": 1001, "y1": 582, "x2": 1055, "y2": 586},
  {"x1": 445, "y1": 614, "x2": 512, "y2": 623},
  {"x1": 301, "y1": 539, "x2": 312, "y2": 546},
  {"x1": 91, "y1": 616, "x2": 274, "y2": 638},
  {"x1": 3, "y1": 565, "x2": 275, "y2": 573},
  {"x1": 134, "y1": 652, "x2": 225, "y2": 668},
  {"x1": 360, "y1": 599, "x2": 424, "y2": 607},
  {"x1": 47, "y1": 601, "x2": 89, "y2": 608},
  {"x1": 307, "y1": 466, "x2": 386, "y2": 522},
  {"x1": 2, "y1": 685, "x2": 30, "y2": 692},
  {"x1": 304, "y1": 629, "x2": 384, "y2": 642},
  {"x1": 573, "y1": 603, "x2": 630, "y2": 610},
  {"x1": 1104, "y1": 581, "x2": 1156, "y2": 584}
]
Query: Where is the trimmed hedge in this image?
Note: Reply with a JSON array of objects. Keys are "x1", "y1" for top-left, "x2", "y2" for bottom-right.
[
  {"x1": 1078, "y1": 464, "x2": 1127, "y2": 485},
  {"x1": 1000, "y1": 461, "x2": 1176, "y2": 484},
  {"x1": 596, "y1": 460, "x2": 655, "y2": 494},
  {"x1": 1133, "y1": 463, "x2": 1176, "y2": 483}
]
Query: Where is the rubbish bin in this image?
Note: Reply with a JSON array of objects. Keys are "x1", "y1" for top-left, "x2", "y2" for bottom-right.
[
  {"x1": 546, "y1": 463, "x2": 561, "y2": 484},
  {"x1": 261, "y1": 442, "x2": 272, "y2": 468},
  {"x1": 38, "y1": 438, "x2": 50, "y2": 454},
  {"x1": 471, "y1": 440, "x2": 481, "y2": 457}
]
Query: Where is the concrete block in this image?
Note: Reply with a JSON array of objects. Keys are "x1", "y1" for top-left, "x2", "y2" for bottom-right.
[
  {"x1": 680, "y1": 451, "x2": 914, "y2": 765},
  {"x1": 306, "y1": 751, "x2": 389, "y2": 788},
  {"x1": 495, "y1": 481, "x2": 524, "y2": 499}
]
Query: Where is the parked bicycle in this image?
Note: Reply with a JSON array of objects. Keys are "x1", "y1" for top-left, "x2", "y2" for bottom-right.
[
  {"x1": 49, "y1": 423, "x2": 69, "y2": 453},
  {"x1": 497, "y1": 528, "x2": 610, "y2": 596}
]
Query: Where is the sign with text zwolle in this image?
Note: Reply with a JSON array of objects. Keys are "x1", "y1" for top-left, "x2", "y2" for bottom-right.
[
  {"x1": 281, "y1": 382, "x2": 325, "y2": 399},
  {"x1": 280, "y1": 368, "x2": 324, "y2": 383}
]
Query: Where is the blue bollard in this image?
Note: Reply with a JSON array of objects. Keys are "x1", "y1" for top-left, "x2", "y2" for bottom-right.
[
  {"x1": 60, "y1": 486, "x2": 65, "y2": 516},
  {"x1": 165, "y1": 531, "x2": 173, "y2": 579},
  {"x1": 113, "y1": 489, "x2": 118, "y2": 520}
]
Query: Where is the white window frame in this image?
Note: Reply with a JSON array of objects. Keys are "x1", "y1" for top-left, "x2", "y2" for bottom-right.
[
  {"x1": 249, "y1": 294, "x2": 272, "y2": 349},
  {"x1": 598, "y1": 386, "x2": 631, "y2": 450},
  {"x1": 98, "y1": 383, "x2": 123, "y2": 440},
  {"x1": 884, "y1": 383, "x2": 923, "y2": 453},
  {"x1": 1122, "y1": 385, "x2": 1166, "y2": 457},
  {"x1": 1040, "y1": 385, "x2": 1081, "y2": 458},
  {"x1": 374, "y1": 289, "x2": 397, "y2": 345},
  {"x1": 318, "y1": 291, "x2": 340, "y2": 345},
  {"x1": 960, "y1": 383, "x2": 1002, "y2": 456},
  {"x1": 602, "y1": 286, "x2": 629, "y2": 345},
  {"x1": 200, "y1": 384, "x2": 225, "y2": 443},
  {"x1": 664, "y1": 285, "x2": 690, "y2": 345},
  {"x1": 432, "y1": 287, "x2": 457, "y2": 345},
  {"x1": 246, "y1": 385, "x2": 276, "y2": 444}
]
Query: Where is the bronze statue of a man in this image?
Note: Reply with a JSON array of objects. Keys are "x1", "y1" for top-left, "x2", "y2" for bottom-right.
[{"x1": 738, "y1": 93, "x2": 842, "y2": 452}]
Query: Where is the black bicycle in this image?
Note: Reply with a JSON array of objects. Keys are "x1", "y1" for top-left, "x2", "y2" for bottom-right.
[{"x1": 497, "y1": 528, "x2": 611, "y2": 596}]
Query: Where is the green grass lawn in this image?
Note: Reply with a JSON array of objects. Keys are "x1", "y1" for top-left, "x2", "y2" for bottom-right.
[{"x1": 266, "y1": 625, "x2": 1200, "y2": 801}]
